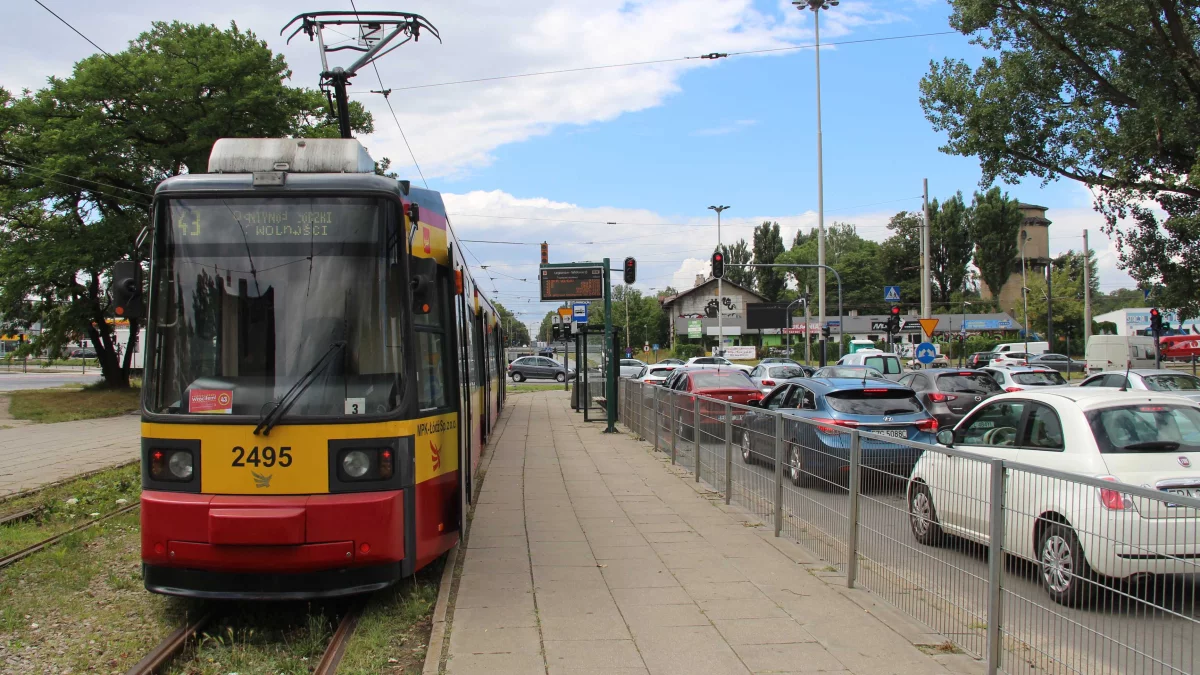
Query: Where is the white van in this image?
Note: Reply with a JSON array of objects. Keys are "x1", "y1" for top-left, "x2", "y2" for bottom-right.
[
  {"x1": 1085, "y1": 335, "x2": 1156, "y2": 374},
  {"x1": 994, "y1": 341, "x2": 1049, "y2": 356},
  {"x1": 836, "y1": 349, "x2": 903, "y2": 379}
]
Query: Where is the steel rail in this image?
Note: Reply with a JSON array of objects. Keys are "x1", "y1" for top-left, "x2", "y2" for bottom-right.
[
  {"x1": 124, "y1": 609, "x2": 218, "y2": 675},
  {"x1": 0, "y1": 503, "x2": 139, "y2": 570},
  {"x1": 313, "y1": 600, "x2": 366, "y2": 675}
]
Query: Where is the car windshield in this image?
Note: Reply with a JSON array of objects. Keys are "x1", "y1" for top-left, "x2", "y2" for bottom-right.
[
  {"x1": 768, "y1": 366, "x2": 806, "y2": 379},
  {"x1": 936, "y1": 373, "x2": 1003, "y2": 394},
  {"x1": 1144, "y1": 374, "x2": 1200, "y2": 392},
  {"x1": 826, "y1": 389, "x2": 923, "y2": 415},
  {"x1": 692, "y1": 372, "x2": 754, "y2": 389},
  {"x1": 863, "y1": 355, "x2": 902, "y2": 374},
  {"x1": 1088, "y1": 404, "x2": 1200, "y2": 453},
  {"x1": 146, "y1": 197, "x2": 406, "y2": 417},
  {"x1": 1012, "y1": 371, "x2": 1066, "y2": 386}
]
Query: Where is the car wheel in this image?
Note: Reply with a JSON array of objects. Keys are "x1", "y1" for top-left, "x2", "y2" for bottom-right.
[
  {"x1": 1038, "y1": 522, "x2": 1097, "y2": 607},
  {"x1": 788, "y1": 443, "x2": 805, "y2": 486},
  {"x1": 512, "y1": 372, "x2": 525, "y2": 383},
  {"x1": 555, "y1": 372, "x2": 566, "y2": 383},
  {"x1": 740, "y1": 429, "x2": 754, "y2": 464},
  {"x1": 908, "y1": 482, "x2": 945, "y2": 546}
]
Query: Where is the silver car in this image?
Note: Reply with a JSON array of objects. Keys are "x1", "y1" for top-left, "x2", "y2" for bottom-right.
[
  {"x1": 747, "y1": 363, "x2": 809, "y2": 395},
  {"x1": 619, "y1": 359, "x2": 647, "y2": 378},
  {"x1": 980, "y1": 366, "x2": 1066, "y2": 391},
  {"x1": 1079, "y1": 369, "x2": 1200, "y2": 403},
  {"x1": 508, "y1": 355, "x2": 574, "y2": 383}
]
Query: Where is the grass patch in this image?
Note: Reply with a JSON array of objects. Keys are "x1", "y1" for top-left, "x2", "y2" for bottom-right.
[
  {"x1": 170, "y1": 602, "x2": 343, "y2": 674},
  {"x1": 338, "y1": 569, "x2": 440, "y2": 673},
  {"x1": 8, "y1": 384, "x2": 140, "y2": 423},
  {"x1": 507, "y1": 383, "x2": 564, "y2": 394},
  {"x1": 0, "y1": 509, "x2": 189, "y2": 672},
  {"x1": 0, "y1": 463, "x2": 140, "y2": 559}
]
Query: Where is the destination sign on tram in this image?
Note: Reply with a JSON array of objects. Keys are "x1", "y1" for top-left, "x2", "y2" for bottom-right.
[{"x1": 540, "y1": 265, "x2": 604, "y2": 301}]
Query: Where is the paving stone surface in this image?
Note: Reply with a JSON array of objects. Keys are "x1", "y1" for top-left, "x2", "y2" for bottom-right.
[{"x1": 0, "y1": 414, "x2": 139, "y2": 497}]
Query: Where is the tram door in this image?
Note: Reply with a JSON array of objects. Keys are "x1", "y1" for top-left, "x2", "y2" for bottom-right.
[
  {"x1": 474, "y1": 313, "x2": 488, "y2": 443},
  {"x1": 455, "y1": 264, "x2": 473, "y2": 516}
]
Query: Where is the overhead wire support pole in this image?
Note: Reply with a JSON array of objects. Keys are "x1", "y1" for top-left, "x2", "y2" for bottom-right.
[{"x1": 922, "y1": 178, "x2": 931, "y2": 319}]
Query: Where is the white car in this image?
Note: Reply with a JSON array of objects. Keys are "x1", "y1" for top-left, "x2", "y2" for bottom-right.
[
  {"x1": 989, "y1": 352, "x2": 1031, "y2": 368},
  {"x1": 638, "y1": 364, "x2": 677, "y2": 385},
  {"x1": 1079, "y1": 369, "x2": 1200, "y2": 404},
  {"x1": 980, "y1": 366, "x2": 1067, "y2": 392},
  {"x1": 684, "y1": 356, "x2": 753, "y2": 373},
  {"x1": 619, "y1": 359, "x2": 647, "y2": 378},
  {"x1": 747, "y1": 363, "x2": 809, "y2": 395},
  {"x1": 909, "y1": 389, "x2": 1200, "y2": 606}
]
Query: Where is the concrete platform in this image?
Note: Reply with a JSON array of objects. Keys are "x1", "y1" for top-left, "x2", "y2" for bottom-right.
[
  {"x1": 439, "y1": 390, "x2": 979, "y2": 675},
  {"x1": 0, "y1": 414, "x2": 139, "y2": 497}
]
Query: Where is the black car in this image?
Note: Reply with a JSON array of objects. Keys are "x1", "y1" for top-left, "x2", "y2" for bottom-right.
[
  {"x1": 68, "y1": 347, "x2": 97, "y2": 359},
  {"x1": 968, "y1": 352, "x2": 996, "y2": 368},
  {"x1": 1026, "y1": 353, "x2": 1086, "y2": 373},
  {"x1": 896, "y1": 368, "x2": 1002, "y2": 428}
]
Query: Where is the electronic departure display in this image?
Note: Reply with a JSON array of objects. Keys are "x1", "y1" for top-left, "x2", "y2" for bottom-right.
[{"x1": 540, "y1": 265, "x2": 604, "y2": 301}]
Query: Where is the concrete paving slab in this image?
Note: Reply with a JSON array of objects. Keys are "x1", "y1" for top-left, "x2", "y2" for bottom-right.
[{"x1": 0, "y1": 414, "x2": 138, "y2": 497}]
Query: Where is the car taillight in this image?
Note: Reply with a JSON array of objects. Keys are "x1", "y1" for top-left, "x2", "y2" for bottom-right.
[
  {"x1": 1005, "y1": 386, "x2": 1022, "y2": 392},
  {"x1": 928, "y1": 393, "x2": 958, "y2": 403},
  {"x1": 1097, "y1": 475, "x2": 1134, "y2": 511},
  {"x1": 812, "y1": 418, "x2": 857, "y2": 434},
  {"x1": 762, "y1": 379, "x2": 775, "y2": 386},
  {"x1": 915, "y1": 418, "x2": 939, "y2": 433}
]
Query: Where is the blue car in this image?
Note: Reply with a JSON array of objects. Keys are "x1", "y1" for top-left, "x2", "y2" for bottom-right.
[{"x1": 738, "y1": 377, "x2": 937, "y2": 485}]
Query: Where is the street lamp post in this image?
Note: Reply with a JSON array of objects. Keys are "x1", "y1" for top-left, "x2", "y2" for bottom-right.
[
  {"x1": 709, "y1": 205, "x2": 730, "y2": 356},
  {"x1": 795, "y1": 0, "x2": 838, "y2": 354},
  {"x1": 959, "y1": 300, "x2": 971, "y2": 367},
  {"x1": 1020, "y1": 229, "x2": 1030, "y2": 354}
]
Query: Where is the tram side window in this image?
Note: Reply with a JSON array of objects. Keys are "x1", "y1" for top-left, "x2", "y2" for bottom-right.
[{"x1": 416, "y1": 331, "x2": 448, "y2": 411}]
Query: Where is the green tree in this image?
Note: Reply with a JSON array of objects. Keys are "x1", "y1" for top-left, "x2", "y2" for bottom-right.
[
  {"x1": 967, "y1": 187, "x2": 1023, "y2": 304},
  {"x1": 1094, "y1": 287, "x2": 1148, "y2": 315},
  {"x1": 718, "y1": 238, "x2": 754, "y2": 290},
  {"x1": 919, "y1": 0, "x2": 1200, "y2": 320},
  {"x1": 930, "y1": 192, "x2": 972, "y2": 306},
  {"x1": 752, "y1": 221, "x2": 785, "y2": 300},
  {"x1": 879, "y1": 211, "x2": 923, "y2": 309},
  {"x1": 494, "y1": 302, "x2": 531, "y2": 346},
  {"x1": 0, "y1": 21, "x2": 370, "y2": 388},
  {"x1": 778, "y1": 222, "x2": 883, "y2": 314}
]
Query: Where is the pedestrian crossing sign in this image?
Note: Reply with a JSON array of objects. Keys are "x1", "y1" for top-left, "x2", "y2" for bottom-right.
[{"x1": 884, "y1": 286, "x2": 901, "y2": 302}]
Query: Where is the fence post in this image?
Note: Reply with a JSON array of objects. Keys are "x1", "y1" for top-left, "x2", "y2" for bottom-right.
[
  {"x1": 724, "y1": 401, "x2": 733, "y2": 505},
  {"x1": 846, "y1": 430, "x2": 862, "y2": 588},
  {"x1": 652, "y1": 387, "x2": 660, "y2": 452},
  {"x1": 986, "y1": 459, "x2": 1007, "y2": 675},
  {"x1": 774, "y1": 412, "x2": 784, "y2": 537},
  {"x1": 694, "y1": 396, "x2": 702, "y2": 483},
  {"x1": 670, "y1": 392, "x2": 677, "y2": 465}
]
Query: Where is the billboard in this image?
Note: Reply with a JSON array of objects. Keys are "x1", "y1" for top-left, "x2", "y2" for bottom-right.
[{"x1": 745, "y1": 302, "x2": 791, "y2": 330}]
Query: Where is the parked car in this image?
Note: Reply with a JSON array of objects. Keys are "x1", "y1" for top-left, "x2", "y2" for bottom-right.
[
  {"x1": 658, "y1": 358, "x2": 686, "y2": 365},
  {"x1": 994, "y1": 341, "x2": 1049, "y2": 356},
  {"x1": 619, "y1": 359, "x2": 647, "y2": 378},
  {"x1": 836, "y1": 350, "x2": 904, "y2": 380},
  {"x1": 638, "y1": 364, "x2": 677, "y2": 385},
  {"x1": 1079, "y1": 370, "x2": 1200, "y2": 403},
  {"x1": 1027, "y1": 353, "x2": 1086, "y2": 373},
  {"x1": 981, "y1": 366, "x2": 1067, "y2": 392},
  {"x1": 989, "y1": 352, "x2": 1031, "y2": 368},
  {"x1": 811, "y1": 365, "x2": 887, "y2": 380},
  {"x1": 911, "y1": 389, "x2": 1200, "y2": 606},
  {"x1": 1085, "y1": 335, "x2": 1157, "y2": 374},
  {"x1": 508, "y1": 355, "x2": 574, "y2": 382},
  {"x1": 748, "y1": 363, "x2": 810, "y2": 395},
  {"x1": 684, "y1": 356, "x2": 753, "y2": 373},
  {"x1": 966, "y1": 352, "x2": 994, "y2": 368},
  {"x1": 897, "y1": 368, "x2": 1003, "y2": 428},
  {"x1": 667, "y1": 368, "x2": 763, "y2": 442},
  {"x1": 740, "y1": 377, "x2": 937, "y2": 485},
  {"x1": 760, "y1": 357, "x2": 802, "y2": 365},
  {"x1": 68, "y1": 347, "x2": 97, "y2": 359}
]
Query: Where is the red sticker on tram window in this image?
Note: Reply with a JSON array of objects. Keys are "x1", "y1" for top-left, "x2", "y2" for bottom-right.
[
  {"x1": 422, "y1": 226, "x2": 432, "y2": 254},
  {"x1": 190, "y1": 389, "x2": 233, "y2": 414}
]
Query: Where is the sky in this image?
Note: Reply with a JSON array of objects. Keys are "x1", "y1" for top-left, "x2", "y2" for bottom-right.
[{"x1": 3, "y1": 0, "x2": 1139, "y2": 334}]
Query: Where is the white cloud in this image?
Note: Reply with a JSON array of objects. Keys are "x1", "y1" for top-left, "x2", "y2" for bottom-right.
[{"x1": 692, "y1": 119, "x2": 758, "y2": 136}]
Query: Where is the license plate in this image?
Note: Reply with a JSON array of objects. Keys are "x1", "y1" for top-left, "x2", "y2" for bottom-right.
[
  {"x1": 875, "y1": 429, "x2": 908, "y2": 439},
  {"x1": 1165, "y1": 488, "x2": 1200, "y2": 499}
]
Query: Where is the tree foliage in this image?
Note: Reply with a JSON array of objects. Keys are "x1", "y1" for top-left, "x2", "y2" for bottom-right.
[
  {"x1": 718, "y1": 238, "x2": 754, "y2": 290},
  {"x1": 779, "y1": 222, "x2": 883, "y2": 314},
  {"x1": 0, "y1": 21, "x2": 370, "y2": 387},
  {"x1": 929, "y1": 192, "x2": 972, "y2": 305},
  {"x1": 967, "y1": 188, "x2": 1023, "y2": 303},
  {"x1": 751, "y1": 221, "x2": 785, "y2": 300},
  {"x1": 920, "y1": 0, "x2": 1200, "y2": 319},
  {"x1": 879, "y1": 211, "x2": 923, "y2": 309},
  {"x1": 493, "y1": 302, "x2": 531, "y2": 346}
]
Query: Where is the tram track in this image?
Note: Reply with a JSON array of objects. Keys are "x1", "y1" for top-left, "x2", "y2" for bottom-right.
[{"x1": 0, "y1": 502, "x2": 140, "y2": 570}]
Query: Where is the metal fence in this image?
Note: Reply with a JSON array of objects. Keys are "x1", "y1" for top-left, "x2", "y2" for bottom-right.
[{"x1": 618, "y1": 378, "x2": 1200, "y2": 675}]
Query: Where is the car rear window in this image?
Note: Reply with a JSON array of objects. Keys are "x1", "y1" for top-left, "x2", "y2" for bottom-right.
[
  {"x1": 1012, "y1": 371, "x2": 1066, "y2": 386},
  {"x1": 1087, "y1": 405, "x2": 1200, "y2": 453},
  {"x1": 692, "y1": 372, "x2": 754, "y2": 389},
  {"x1": 863, "y1": 356, "x2": 902, "y2": 374},
  {"x1": 649, "y1": 368, "x2": 673, "y2": 376},
  {"x1": 936, "y1": 373, "x2": 1002, "y2": 394},
  {"x1": 826, "y1": 389, "x2": 923, "y2": 415},
  {"x1": 768, "y1": 366, "x2": 806, "y2": 379},
  {"x1": 1144, "y1": 374, "x2": 1200, "y2": 392}
]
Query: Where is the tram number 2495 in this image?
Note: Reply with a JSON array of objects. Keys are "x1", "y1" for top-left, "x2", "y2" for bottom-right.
[{"x1": 231, "y1": 446, "x2": 293, "y2": 468}]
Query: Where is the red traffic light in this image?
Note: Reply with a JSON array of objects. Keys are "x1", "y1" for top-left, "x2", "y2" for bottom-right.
[
  {"x1": 714, "y1": 253, "x2": 723, "y2": 261},
  {"x1": 890, "y1": 306, "x2": 901, "y2": 315},
  {"x1": 1150, "y1": 308, "x2": 1160, "y2": 317}
]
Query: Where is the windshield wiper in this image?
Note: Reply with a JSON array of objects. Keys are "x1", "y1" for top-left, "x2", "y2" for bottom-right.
[
  {"x1": 1122, "y1": 440, "x2": 1182, "y2": 451},
  {"x1": 254, "y1": 341, "x2": 347, "y2": 436}
]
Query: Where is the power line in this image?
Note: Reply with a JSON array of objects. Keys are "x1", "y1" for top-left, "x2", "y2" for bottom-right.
[{"x1": 32, "y1": 0, "x2": 121, "y2": 63}]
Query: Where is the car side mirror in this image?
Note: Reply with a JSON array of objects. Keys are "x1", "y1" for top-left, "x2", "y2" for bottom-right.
[{"x1": 936, "y1": 429, "x2": 955, "y2": 446}]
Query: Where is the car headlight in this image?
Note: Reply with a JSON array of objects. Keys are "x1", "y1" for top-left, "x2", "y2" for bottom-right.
[
  {"x1": 342, "y1": 450, "x2": 371, "y2": 478},
  {"x1": 150, "y1": 449, "x2": 194, "y2": 482}
]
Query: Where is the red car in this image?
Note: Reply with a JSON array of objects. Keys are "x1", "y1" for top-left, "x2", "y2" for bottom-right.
[{"x1": 669, "y1": 368, "x2": 763, "y2": 443}]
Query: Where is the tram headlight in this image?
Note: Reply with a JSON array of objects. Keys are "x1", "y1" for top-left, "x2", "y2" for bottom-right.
[
  {"x1": 342, "y1": 450, "x2": 371, "y2": 479},
  {"x1": 167, "y1": 451, "x2": 193, "y2": 480},
  {"x1": 149, "y1": 449, "x2": 194, "y2": 482}
]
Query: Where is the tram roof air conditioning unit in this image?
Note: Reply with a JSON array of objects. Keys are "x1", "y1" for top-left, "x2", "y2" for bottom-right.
[{"x1": 208, "y1": 138, "x2": 376, "y2": 174}]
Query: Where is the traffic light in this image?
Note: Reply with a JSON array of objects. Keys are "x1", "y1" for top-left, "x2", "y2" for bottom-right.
[
  {"x1": 887, "y1": 305, "x2": 901, "y2": 334},
  {"x1": 1150, "y1": 307, "x2": 1163, "y2": 335},
  {"x1": 110, "y1": 261, "x2": 143, "y2": 319},
  {"x1": 821, "y1": 325, "x2": 831, "y2": 339},
  {"x1": 540, "y1": 242, "x2": 548, "y2": 265},
  {"x1": 712, "y1": 251, "x2": 725, "y2": 279},
  {"x1": 623, "y1": 257, "x2": 637, "y2": 284}
]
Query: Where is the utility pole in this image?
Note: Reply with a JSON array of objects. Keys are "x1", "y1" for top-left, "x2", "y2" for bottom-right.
[
  {"x1": 804, "y1": 293, "x2": 812, "y2": 365},
  {"x1": 1045, "y1": 263, "x2": 1054, "y2": 352},
  {"x1": 922, "y1": 178, "x2": 931, "y2": 319},
  {"x1": 709, "y1": 205, "x2": 730, "y2": 356},
  {"x1": 1083, "y1": 230, "x2": 1092, "y2": 345},
  {"x1": 1020, "y1": 230, "x2": 1030, "y2": 354}
]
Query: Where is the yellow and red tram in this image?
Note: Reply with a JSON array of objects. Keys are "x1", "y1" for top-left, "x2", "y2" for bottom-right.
[{"x1": 137, "y1": 138, "x2": 503, "y2": 598}]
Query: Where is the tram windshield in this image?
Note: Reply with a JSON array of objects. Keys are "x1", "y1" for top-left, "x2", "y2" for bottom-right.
[{"x1": 146, "y1": 196, "x2": 407, "y2": 418}]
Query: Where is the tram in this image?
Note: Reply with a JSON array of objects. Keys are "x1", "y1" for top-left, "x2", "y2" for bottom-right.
[{"x1": 135, "y1": 137, "x2": 504, "y2": 598}]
